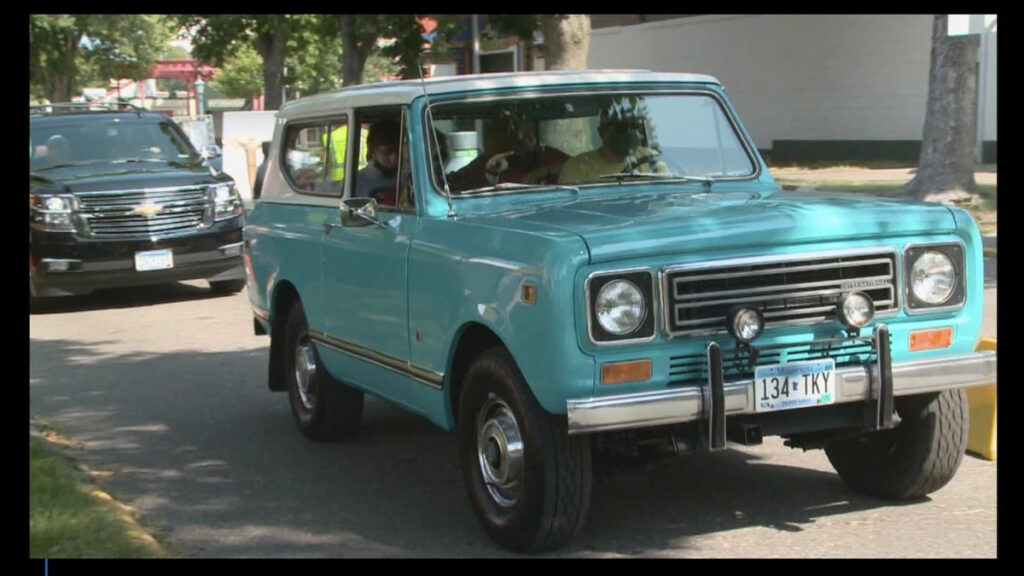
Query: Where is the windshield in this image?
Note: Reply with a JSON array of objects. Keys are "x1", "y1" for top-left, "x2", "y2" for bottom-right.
[
  {"x1": 428, "y1": 90, "x2": 756, "y2": 195},
  {"x1": 30, "y1": 116, "x2": 198, "y2": 170}
]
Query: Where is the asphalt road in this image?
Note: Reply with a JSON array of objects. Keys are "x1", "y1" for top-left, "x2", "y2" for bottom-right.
[{"x1": 29, "y1": 274, "x2": 998, "y2": 558}]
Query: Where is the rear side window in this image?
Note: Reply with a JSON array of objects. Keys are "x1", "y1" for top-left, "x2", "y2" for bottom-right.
[{"x1": 282, "y1": 117, "x2": 349, "y2": 196}]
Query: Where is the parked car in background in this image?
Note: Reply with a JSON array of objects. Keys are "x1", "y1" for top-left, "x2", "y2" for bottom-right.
[
  {"x1": 242, "y1": 70, "x2": 996, "y2": 552},
  {"x1": 30, "y1": 104, "x2": 247, "y2": 308}
]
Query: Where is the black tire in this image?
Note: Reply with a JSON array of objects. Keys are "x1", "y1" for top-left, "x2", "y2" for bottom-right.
[
  {"x1": 209, "y1": 279, "x2": 247, "y2": 295},
  {"x1": 825, "y1": 389, "x2": 968, "y2": 499},
  {"x1": 457, "y1": 347, "x2": 592, "y2": 553},
  {"x1": 282, "y1": 302, "x2": 364, "y2": 441}
]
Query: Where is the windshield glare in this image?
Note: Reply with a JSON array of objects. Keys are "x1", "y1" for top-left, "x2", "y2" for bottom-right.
[
  {"x1": 30, "y1": 118, "x2": 197, "y2": 170},
  {"x1": 429, "y1": 91, "x2": 756, "y2": 195}
]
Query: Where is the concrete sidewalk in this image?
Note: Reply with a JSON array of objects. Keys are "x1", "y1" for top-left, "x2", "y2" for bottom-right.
[{"x1": 770, "y1": 164, "x2": 997, "y2": 187}]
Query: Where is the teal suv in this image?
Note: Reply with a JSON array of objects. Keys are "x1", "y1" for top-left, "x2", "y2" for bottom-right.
[{"x1": 243, "y1": 70, "x2": 996, "y2": 552}]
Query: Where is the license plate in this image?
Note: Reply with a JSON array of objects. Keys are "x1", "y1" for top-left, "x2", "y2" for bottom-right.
[
  {"x1": 134, "y1": 249, "x2": 173, "y2": 272},
  {"x1": 754, "y1": 359, "x2": 836, "y2": 413}
]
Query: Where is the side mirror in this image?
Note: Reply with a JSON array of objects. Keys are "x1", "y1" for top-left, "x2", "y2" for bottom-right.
[
  {"x1": 340, "y1": 197, "x2": 386, "y2": 228},
  {"x1": 203, "y1": 144, "x2": 222, "y2": 159}
]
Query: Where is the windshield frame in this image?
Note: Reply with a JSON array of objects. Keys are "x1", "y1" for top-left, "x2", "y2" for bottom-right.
[{"x1": 422, "y1": 86, "x2": 763, "y2": 200}]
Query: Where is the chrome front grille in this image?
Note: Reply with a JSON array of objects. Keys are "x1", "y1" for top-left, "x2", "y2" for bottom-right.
[
  {"x1": 663, "y1": 249, "x2": 898, "y2": 336},
  {"x1": 668, "y1": 336, "x2": 882, "y2": 387},
  {"x1": 76, "y1": 186, "x2": 211, "y2": 238}
]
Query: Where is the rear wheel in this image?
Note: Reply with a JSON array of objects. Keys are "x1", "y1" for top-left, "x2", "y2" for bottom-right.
[
  {"x1": 825, "y1": 389, "x2": 968, "y2": 499},
  {"x1": 457, "y1": 347, "x2": 592, "y2": 552},
  {"x1": 282, "y1": 302, "x2": 364, "y2": 441}
]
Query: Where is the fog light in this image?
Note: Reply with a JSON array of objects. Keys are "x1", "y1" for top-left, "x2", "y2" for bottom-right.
[
  {"x1": 728, "y1": 306, "x2": 764, "y2": 344},
  {"x1": 601, "y1": 359, "x2": 652, "y2": 385},
  {"x1": 837, "y1": 292, "x2": 875, "y2": 329}
]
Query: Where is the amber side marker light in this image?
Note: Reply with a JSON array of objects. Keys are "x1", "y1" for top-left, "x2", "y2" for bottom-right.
[
  {"x1": 521, "y1": 284, "x2": 536, "y2": 304},
  {"x1": 601, "y1": 359, "x2": 652, "y2": 385},
  {"x1": 909, "y1": 327, "x2": 953, "y2": 351}
]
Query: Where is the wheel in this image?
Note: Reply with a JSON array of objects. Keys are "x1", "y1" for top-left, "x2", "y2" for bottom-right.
[
  {"x1": 209, "y1": 279, "x2": 247, "y2": 295},
  {"x1": 825, "y1": 389, "x2": 968, "y2": 499},
  {"x1": 457, "y1": 347, "x2": 592, "y2": 552},
  {"x1": 282, "y1": 302, "x2": 364, "y2": 441}
]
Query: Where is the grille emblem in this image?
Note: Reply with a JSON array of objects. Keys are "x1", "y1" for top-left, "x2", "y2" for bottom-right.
[{"x1": 132, "y1": 203, "x2": 164, "y2": 217}]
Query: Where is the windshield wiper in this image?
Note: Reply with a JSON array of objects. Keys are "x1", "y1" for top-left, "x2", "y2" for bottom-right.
[
  {"x1": 112, "y1": 158, "x2": 190, "y2": 167},
  {"x1": 597, "y1": 171, "x2": 717, "y2": 188},
  {"x1": 32, "y1": 163, "x2": 85, "y2": 171},
  {"x1": 460, "y1": 182, "x2": 580, "y2": 196}
]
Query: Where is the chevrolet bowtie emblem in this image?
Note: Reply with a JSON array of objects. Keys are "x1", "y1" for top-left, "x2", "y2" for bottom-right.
[{"x1": 132, "y1": 203, "x2": 164, "y2": 217}]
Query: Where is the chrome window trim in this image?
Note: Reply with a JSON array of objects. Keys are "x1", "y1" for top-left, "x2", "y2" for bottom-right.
[
  {"x1": 423, "y1": 87, "x2": 762, "y2": 198},
  {"x1": 902, "y1": 240, "x2": 968, "y2": 315},
  {"x1": 310, "y1": 330, "x2": 443, "y2": 389},
  {"x1": 584, "y1": 267, "x2": 657, "y2": 346},
  {"x1": 659, "y1": 246, "x2": 900, "y2": 339}
]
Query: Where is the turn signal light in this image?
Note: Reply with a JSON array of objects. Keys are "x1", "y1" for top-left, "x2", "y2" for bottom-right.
[
  {"x1": 601, "y1": 359, "x2": 652, "y2": 385},
  {"x1": 909, "y1": 327, "x2": 953, "y2": 351}
]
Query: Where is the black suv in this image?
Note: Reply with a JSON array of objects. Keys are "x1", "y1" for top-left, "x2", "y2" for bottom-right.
[{"x1": 30, "y1": 104, "x2": 247, "y2": 307}]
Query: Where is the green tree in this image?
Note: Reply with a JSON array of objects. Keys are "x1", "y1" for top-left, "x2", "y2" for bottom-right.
[
  {"x1": 181, "y1": 15, "x2": 319, "y2": 110},
  {"x1": 30, "y1": 14, "x2": 175, "y2": 103},
  {"x1": 209, "y1": 43, "x2": 263, "y2": 101}
]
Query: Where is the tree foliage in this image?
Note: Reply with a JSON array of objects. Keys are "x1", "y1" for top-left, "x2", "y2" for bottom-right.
[
  {"x1": 29, "y1": 14, "x2": 175, "y2": 103},
  {"x1": 209, "y1": 43, "x2": 263, "y2": 100}
]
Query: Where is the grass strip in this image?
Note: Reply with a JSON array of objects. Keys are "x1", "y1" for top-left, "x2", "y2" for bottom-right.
[{"x1": 29, "y1": 433, "x2": 174, "y2": 558}]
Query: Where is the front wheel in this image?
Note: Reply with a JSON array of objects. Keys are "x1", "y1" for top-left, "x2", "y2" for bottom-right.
[
  {"x1": 282, "y1": 302, "x2": 364, "y2": 441},
  {"x1": 825, "y1": 389, "x2": 968, "y2": 499},
  {"x1": 457, "y1": 348, "x2": 592, "y2": 552}
]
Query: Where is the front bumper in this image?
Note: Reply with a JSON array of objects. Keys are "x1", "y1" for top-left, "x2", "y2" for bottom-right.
[{"x1": 567, "y1": 326, "x2": 996, "y2": 436}]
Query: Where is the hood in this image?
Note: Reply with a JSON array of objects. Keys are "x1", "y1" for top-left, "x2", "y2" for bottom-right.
[
  {"x1": 469, "y1": 188, "x2": 957, "y2": 263},
  {"x1": 30, "y1": 160, "x2": 229, "y2": 193}
]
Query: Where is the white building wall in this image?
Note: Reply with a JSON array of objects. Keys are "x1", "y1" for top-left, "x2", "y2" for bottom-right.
[{"x1": 588, "y1": 14, "x2": 996, "y2": 152}]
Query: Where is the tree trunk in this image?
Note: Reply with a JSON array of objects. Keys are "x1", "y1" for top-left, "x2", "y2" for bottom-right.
[
  {"x1": 539, "y1": 15, "x2": 591, "y2": 154},
  {"x1": 258, "y1": 24, "x2": 288, "y2": 111},
  {"x1": 339, "y1": 15, "x2": 365, "y2": 87},
  {"x1": 47, "y1": 28, "x2": 81, "y2": 103},
  {"x1": 904, "y1": 15, "x2": 980, "y2": 202},
  {"x1": 540, "y1": 15, "x2": 590, "y2": 70}
]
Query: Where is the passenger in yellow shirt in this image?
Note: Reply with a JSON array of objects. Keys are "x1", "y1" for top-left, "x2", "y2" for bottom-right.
[{"x1": 558, "y1": 112, "x2": 667, "y2": 185}]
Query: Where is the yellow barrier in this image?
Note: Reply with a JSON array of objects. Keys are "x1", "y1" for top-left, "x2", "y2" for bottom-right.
[{"x1": 966, "y1": 338, "x2": 997, "y2": 460}]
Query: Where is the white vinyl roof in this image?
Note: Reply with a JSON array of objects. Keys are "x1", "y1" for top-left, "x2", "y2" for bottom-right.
[{"x1": 277, "y1": 69, "x2": 721, "y2": 118}]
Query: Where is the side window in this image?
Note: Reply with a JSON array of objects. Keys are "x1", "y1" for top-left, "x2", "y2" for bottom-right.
[
  {"x1": 353, "y1": 110, "x2": 406, "y2": 210},
  {"x1": 324, "y1": 120, "x2": 348, "y2": 196},
  {"x1": 282, "y1": 117, "x2": 349, "y2": 196}
]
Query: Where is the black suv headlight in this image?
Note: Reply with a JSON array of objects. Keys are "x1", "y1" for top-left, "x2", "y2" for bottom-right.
[
  {"x1": 211, "y1": 183, "x2": 243, "y2": 221},
  {"x1": 30, "y1": 193, "x2": 76, "y2": 231},
  {"x1": 586, "y1": 269, "x2": 655, "y2": 343},
  {"x1": 903, "y1": 242, "x2": 966, "y2": 313}
]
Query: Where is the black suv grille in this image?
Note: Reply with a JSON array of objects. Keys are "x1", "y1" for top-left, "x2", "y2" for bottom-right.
[
  {"x1": 663, "y1": 249, "x2": 898, "y2": 336},
  {"x1": 76, "y1": 186, "x2": 211, "y2": 238}
]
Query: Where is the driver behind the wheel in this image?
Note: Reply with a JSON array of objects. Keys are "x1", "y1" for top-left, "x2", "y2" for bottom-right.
[{"x1": 557, "y1": 105, "x2": 666, "y2": 185}]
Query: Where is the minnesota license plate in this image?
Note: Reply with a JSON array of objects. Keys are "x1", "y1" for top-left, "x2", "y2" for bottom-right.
[
  {"x1": 754, "y1": 359, "x2": 836, "y2": 413},
  {"x1": 134, "y1": 249, "x2": 173, "y2": 272}
]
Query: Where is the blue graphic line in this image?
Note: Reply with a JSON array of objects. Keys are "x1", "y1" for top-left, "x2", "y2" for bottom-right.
[{"x1": 45, "y1": 558, "x2": 48, "y2": 576}]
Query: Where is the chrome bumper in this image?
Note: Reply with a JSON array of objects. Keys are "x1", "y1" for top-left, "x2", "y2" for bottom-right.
[{"x1": 566, "y1": 350, "x2": 997, "y2": 435}]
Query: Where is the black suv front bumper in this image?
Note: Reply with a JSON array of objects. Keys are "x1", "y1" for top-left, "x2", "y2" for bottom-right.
[{"x1": 29, "y1": 218, "x2": 246, "y2": 297}]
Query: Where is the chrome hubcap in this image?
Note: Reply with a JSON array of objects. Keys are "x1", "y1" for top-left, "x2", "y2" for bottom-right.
[
  {"x1": 294, "y1": 340, "x2": 317, "y2": 411},
  {"x1": 476, "y1": 395, "x2": 524, "y2": 507}
]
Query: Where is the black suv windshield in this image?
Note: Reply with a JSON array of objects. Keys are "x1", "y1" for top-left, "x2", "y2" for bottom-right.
[{"x1": 30, "y1": 115, "x2": 198, "y2": 170}]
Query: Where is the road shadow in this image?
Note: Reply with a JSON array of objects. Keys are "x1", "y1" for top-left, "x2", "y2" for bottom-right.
[
  {"x1": 29, "y1": 281, "x2": 234, "y2": 315},
  {"x1": 28, "y1": 335, "x2": 927, "y2": 558}
]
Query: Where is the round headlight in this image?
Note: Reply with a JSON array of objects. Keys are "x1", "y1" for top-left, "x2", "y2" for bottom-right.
[
  {"x1": 728, "y1": 306, "x2": 764, "y2": 343},
  {"x1": 837, "y1": 292, "x2": 875, "y2": 329},
  {"x1": 595, "y1": 279, "x2": 646, "y2": 336},
  {"x1": 910, "y1": 251, "x2": 956, "y2": 304}
]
